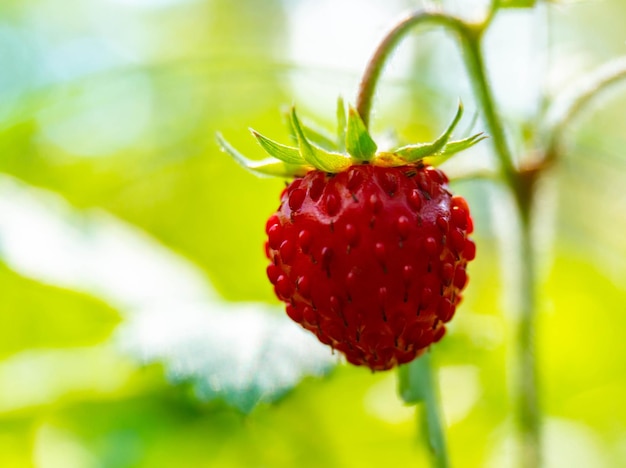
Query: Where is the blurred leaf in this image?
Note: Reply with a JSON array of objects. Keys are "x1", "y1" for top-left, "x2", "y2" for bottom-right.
[{"x1": 119, "y1": 301, "x2": 335, "y2": 413}]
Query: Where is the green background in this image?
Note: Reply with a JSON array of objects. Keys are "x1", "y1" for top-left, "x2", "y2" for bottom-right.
[{"x1": 1, "y1": 0, "x2": 626, "y2": 466}]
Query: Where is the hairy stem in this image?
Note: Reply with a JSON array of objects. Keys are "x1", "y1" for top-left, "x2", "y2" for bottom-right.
[
  {"x1": 355, "y1": 10, "x2": 468, "y2": 129},
  {"x1": 458, "y1": 34, "x2": 519, "y2": 193}
]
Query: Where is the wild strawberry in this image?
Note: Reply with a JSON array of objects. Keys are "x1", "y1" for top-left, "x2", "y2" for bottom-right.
[{"x1": 218, "y1": 99, "x2": 482, "y2": 371}]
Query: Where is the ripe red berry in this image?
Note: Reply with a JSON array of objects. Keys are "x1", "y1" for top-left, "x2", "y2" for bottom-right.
[
  {"x1": 265, "y1": 164, "x2": 474, "y2": 371},
  {"x1": 218, "y1": 100, "x2": 483, "y2": 370}
]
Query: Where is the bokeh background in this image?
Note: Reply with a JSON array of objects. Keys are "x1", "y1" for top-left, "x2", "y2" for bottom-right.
[{"x1": 1, "y1": 0, "x2": 626, "y2": 466}]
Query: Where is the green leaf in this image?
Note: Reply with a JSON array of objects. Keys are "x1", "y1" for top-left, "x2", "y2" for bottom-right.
[
  {"x1": 398, "y1": 352, "x2": 449, "y2": 467},
  {"x1": 290, "y1": 107, "x2": 352, "y2": 173},
  {"x1": 302, "y1": 122, "x2": 340, "y2": 152},
  {"x1": 394, "y1": 101, "x2": 464, "y2": 162},
  {"x1": 250, "y1": 129, "x2": 305, "y2": 165},
  {"x1": 216, "y1": 133, "x2": 310, "y2": 177},
  {"x1": 346, "y1": 106, "x2": 377, "y2": 161},
  {"x1": 336, "y1": 96, "x2": 347, "y2": 152}
]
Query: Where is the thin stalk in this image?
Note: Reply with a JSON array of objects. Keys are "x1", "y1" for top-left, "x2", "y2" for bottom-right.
[
  {"x1": 544, "y1": 56, "x2": 626, "y2": 164},
  {"x1": 458, "y1": 34, "x2": 519, "y2": 194},
  {"x1": 516, "y1": 198, "x2": 541, "y2": 468},
  {"x1": 355, "y1": 10, "x2": 469, "y2": 129},
  {"x1": 399, "y1": 351, "x2": 450, "y2": 468}
]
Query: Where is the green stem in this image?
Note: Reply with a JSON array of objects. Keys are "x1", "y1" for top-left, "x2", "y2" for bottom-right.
[
  {"x1": 355, "y1": 11, "x2": 470, "y2": 129},
  {"x1": 399, "y1": 352, "x2": 450, "y2": 468},
  {"x1": 458, "y1": 34, "x2": 519, "y2": 193},
  {"x1": 355, "y1": 10, "x2": 518, "y2": 191},
  {"x1": 516, "y1": 196, "x2": 542, "y2": 468}
]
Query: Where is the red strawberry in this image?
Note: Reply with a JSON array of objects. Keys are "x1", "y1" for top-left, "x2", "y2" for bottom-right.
[
  {"x1": 218, "y1": 100, "x2": 482, "y2": 370},
  {"x1": 265, "y1": 163, "x2": 474, "y2": 370}
]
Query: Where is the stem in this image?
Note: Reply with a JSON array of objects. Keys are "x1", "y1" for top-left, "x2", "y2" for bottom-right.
[
  {"x1": 355, "y1": 10, "x2": 470, "y2": 129},
  {"x1": 458, "y1": 34, "x2": 519, "y2": 193},
  {"x1": 399, "y1": 352, "x2": 450, "y2": 468},
  {"x1": 463, "y1": 29, "x2": 542, "y2": 468},
  {"x1": 544, "y1": 56, "x2": 626, "y2": 164},
  {"x1": 355, "y1": 10, "x2": 519, "y2": 192},
  {"x1": 516, "y1": 196, "x2": 542, "y2": 468}
]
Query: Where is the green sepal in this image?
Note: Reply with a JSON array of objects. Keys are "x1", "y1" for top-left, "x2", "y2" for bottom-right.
[
  {"x1": 443, "y1": 132, "x2": 487, "y2": 155},
  {"x1": 250, "y1": 129, "x2": 305, "y2": 165},
  {"x1": 282, "y1": 107, "x2": 339, "y2": 152},
  {"x1": 423, "y1": 132, "x2": 487, "y2": 165},
  {"x1": 290, "y1": 107, "x2": 352, "y2": 173},
  {"x1": 393, "y1": 101, "x2": 464, "y2": 162},
  {"x1": 346, "y1": 106, "x2": 377, "y2": 161},
  {"x1": 302, "y1": 124, "x2": 339, "y2": 152},
  {"x1": 216, "y1": 133, "x2": 310, "y2": 178},
  {"x1": 336, "y1": 96, "x2": 347, "y2": 152}
]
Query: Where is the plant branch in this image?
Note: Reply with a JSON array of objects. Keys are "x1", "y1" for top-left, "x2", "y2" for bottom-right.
[
  {"x1": 544, "y1": 56, "x2": 626, "y2": 164},
  {"x1": 356, "y1": 10, "x2": 468, "y2": 129},
  {"x1": 355, "y1": 9, "x2": 519, "y2": 196}
]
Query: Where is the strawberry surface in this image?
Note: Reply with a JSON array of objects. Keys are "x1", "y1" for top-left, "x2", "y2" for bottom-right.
[{"x1": 266, "y1": 163, "x2": 475, "y2": 371}]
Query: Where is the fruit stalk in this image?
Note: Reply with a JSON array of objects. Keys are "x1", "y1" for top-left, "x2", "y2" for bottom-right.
[
  {"x1": 399, "y1": 351, "x2": 450, "y2": 468},
  {"x1": 356, "y1": 10, "x2": 468, "y2": 129}
]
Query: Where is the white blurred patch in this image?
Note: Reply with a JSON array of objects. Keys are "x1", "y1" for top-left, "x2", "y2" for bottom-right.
[
  {"x1": 0, "y1": 175, "x2": 334, "y2": 410},
  {"x1": 121, "y1": 301, "x2": 335, "y2": 410},
  {"x1": 0, "y1": 175, "x2": 210, "y2": 310}
]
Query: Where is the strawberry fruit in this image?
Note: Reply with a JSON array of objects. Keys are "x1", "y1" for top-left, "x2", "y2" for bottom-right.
[{"x1": 218, "y1": 99, "x2": 481, "y2": 371}]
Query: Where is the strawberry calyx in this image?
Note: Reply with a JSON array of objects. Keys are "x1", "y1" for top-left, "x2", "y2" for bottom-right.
[{"x1": 216, "y1": 99, "x2": 486, "y2": 177}]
